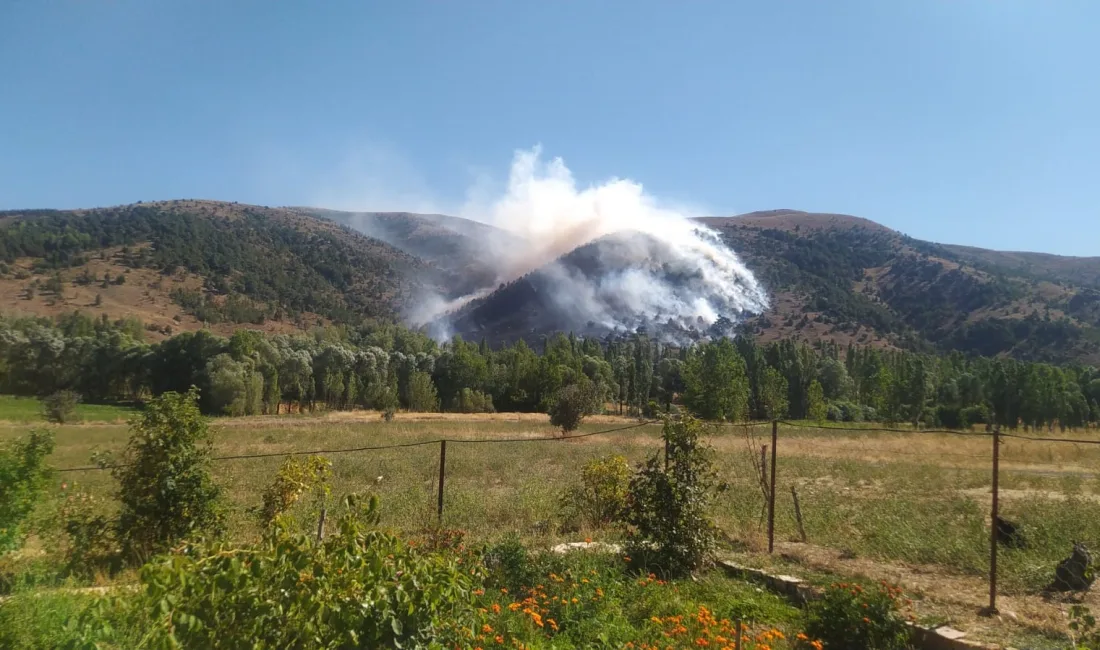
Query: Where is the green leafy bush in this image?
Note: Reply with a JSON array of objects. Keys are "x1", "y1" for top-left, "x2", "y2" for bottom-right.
[
  {"x1": 0, "y1": 429, "x2": 54, "y2": 552},
  {"x1": 42, "y1": 390, "x2": 80, "y2": 424},
  {"x1": 257, "y1": 455, "x2": 331, "y2": 527},
  {"x1": 127, "y1": 494, "x2": 483, "y2": 649},
  {"x1": 549, "y1": 383, "x2": 596, "y2": 433},
  {"x1": 450, "y1": 387, "x2": 495, "y2": 413},
  {"x1": 803, "y1": 581, "x2": 912, "y2": 650},
  {"x1": 622, "y1": 416, "x2": 719, "y2": 576},
  {"x1": 57, "y1": 483, "x2": 120, "y2": 579},
  {"x1": 112, "y1": 387, "x2": 222, "y2": 559},
  {"x1": 560, "y1": 454, "x2": 630, "y2": 529}
]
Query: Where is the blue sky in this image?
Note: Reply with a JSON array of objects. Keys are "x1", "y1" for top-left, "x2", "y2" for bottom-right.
[{"x1": 2, "y1": 1, "x2": 1097, "y2": 256}]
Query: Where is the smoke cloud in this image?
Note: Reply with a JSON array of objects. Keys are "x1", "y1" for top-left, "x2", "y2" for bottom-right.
[{"x1": 426, "y1": 146, "x2": 769, "y2": 341}]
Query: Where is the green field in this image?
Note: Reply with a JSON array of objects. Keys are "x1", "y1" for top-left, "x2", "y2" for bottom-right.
[
  {"x1": 3, "y1": 412, "x2": 1100, "y2": 646},
  {"x1": 0, "y1": 395, "x2": 134, "y2": 423}
]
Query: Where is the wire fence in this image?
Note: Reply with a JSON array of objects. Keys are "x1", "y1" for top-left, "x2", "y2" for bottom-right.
[{"x1": 46, "y1": 415, "x2": 1100, "y2": 613}]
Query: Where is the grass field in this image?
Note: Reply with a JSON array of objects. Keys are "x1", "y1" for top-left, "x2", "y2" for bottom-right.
[
  {"x1": 4, "y1": 411, "x2": 1100, "y2": 646},
  {"x1": 0, "y1": 395, "x2": 134, "y2": 423}
]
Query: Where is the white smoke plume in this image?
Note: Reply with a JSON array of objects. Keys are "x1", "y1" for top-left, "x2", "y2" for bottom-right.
[{"x1": 426, "y1": 146, "x2": 769, "y2": 341}]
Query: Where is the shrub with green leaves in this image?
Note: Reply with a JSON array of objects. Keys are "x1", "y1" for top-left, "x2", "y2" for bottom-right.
[
  {"x1": 126, "y1": 494, "x2": 483, "y2": 649},
  {"x1": 803, "y1": 582, "x2": 912, "y2": 650},
  {"x1": 549, "y1": 382, "x2": 596, "y2": 433},
  {"x1": 257, "y1": 455, "x2": 331, "y2": 527},
  {"x1": 112, "y1": 387, "x2": 222, "y2": 559},
  {"x1": 42, "y1": 390, "x2": 81, "y2": 424},
  {"x1": 560, "y1": 454, "x2": 630, "y2": 529},
  {"x1": 0, "y1": 428, "x2": 54, "y2": 552},
  {"x1": 622, "y1": 416, "x2": 719, "y2": 576},
  {"x1": 58, "y1": 483, "x2": 120, "y2": 579}
]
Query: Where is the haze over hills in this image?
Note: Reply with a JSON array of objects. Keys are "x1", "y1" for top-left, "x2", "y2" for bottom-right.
[{"x1": 0, "y1": 200, "x2": 1097, "y2": 363}]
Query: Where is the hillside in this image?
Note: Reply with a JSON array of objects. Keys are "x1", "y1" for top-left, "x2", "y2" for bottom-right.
[
  {"x1": 295, "y1": 208, "x2": 521, "y2": 297},
  {"x1": 450, "y1": 210, "x2": 1100, "y2": 363},
  {"x1": 704, "y1": 211, "x2": 1100, "y2": 362},
  {"x1": 0, "y1": 200, "x2": 442, "y2": 338},
  {"x1": 0, "y1": 200, "x2": 1096, "y2": 363}
]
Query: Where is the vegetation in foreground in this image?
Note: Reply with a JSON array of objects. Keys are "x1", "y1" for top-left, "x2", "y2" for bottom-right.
[
  {"x1": 0, "y1": 396, "x2": 828, "y2": 649},
  {"x1": 4, "y1": 389, "x2": 1100, "y2": 646}
]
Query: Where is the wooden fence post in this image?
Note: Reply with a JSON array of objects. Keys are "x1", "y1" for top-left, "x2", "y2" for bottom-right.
[
  {"x1": 768, "y1": 420, "x2": 778, "y2": 554},
  {"x1": 758, "y1": 444, "x2": 769, "y2": 525},
  {"x1": 985, "y1": 428, "x2": 1001, "y2": 614},
  {"x1": 437, "y1": 440, "x2": 447, "y2": 522}
]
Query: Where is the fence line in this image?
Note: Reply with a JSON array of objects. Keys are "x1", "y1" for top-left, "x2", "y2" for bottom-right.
[
  {"x1": 50, "y1": 414, "x2": 1100, "y2": 615},
  {"x1": 55, "y1": 419, "x2": 661, "y2": 473},
  {"x1": 780, "y1": 419, "x2": 1100, "y2": 446}
]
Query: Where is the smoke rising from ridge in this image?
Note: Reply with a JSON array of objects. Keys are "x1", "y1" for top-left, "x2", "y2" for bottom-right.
[{"x1": 423, "y1": 146, "x2": 768, "y2": 341}]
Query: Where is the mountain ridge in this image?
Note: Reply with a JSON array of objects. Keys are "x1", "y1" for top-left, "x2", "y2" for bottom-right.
[{"x1": 0, "y1": 200, "x2": 1096, "y2": 362}]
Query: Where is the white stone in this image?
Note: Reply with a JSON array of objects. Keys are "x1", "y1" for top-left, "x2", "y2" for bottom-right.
[
  {"x1": 934, "y1": 626, "x2": 968, "y2": 640},
  {"x1": 549, "y1": 541, "x2": 623, "y2": 554}
]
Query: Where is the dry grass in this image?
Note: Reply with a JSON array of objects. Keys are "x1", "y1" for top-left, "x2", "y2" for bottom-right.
[
  {"x1": 0, "y1": 250, "x2": 315, "y2": 341},
  {"x1": 6, "y1": 415, "x2": 1100, "y2": 645},
  {"x1": 6, "y1": 415, "x2": 1100, "y2": 646}
]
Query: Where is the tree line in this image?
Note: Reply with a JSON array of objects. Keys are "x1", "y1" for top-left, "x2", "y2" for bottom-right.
[{"x1": 1, "y1": 311, "x2": 1098, "y2": 430}]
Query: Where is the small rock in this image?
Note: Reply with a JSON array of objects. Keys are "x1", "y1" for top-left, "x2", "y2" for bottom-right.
[
  {"x1": 549, "y1": 541, "x2": 622, "y2": 554},
  {"x1": 934, "y1": 626, "x2": 967, "y2": 640}
]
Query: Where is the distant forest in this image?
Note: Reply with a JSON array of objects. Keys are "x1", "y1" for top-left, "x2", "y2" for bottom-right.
[{"x1": 2, "y1": 311, "x2": 1098, "y2": 430}]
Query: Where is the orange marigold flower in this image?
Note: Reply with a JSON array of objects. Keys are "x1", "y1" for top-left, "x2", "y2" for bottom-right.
[
  {"x1": 491, "y1": 603, "x2": 501, "y2": 614},
  {"x1": 482, "y1": 624, "x2": 493, "y2": 633},
  {"x1": 862, "y1": 617, "x2": 871, "y2": 624},
  {"x1": 548, "y1": 618, "x2": 559, "y2": 631},
  {"x1": 495, "y1": 635, "x2": 504, "y2": 644}
]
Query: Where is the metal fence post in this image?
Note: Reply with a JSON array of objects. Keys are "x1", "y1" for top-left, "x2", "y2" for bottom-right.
[
  {"x1": 986, "y1": 427, "x2": 1000, "y2": 614},
  {"x1": 437, "y1": 440, "x2": 447, "y2": 522},
  {"x1": 768, "y1": 420, "x2": 778, "y2": 553}
]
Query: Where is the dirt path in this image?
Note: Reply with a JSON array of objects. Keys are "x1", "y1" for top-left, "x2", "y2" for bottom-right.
[{"x1": 731, "y1": 541, "x2": 1091, "y2": 647}]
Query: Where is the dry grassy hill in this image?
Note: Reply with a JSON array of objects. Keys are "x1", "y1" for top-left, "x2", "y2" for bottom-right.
[{"x1": 0, "y1": 199, "x2": 445, "y2": 337}]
